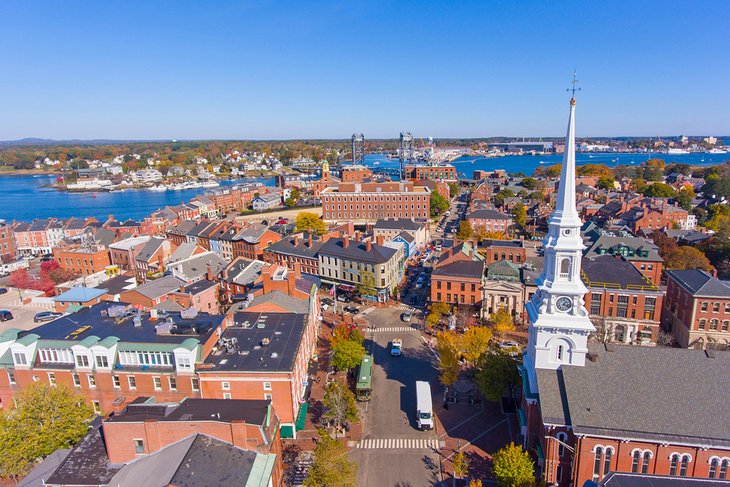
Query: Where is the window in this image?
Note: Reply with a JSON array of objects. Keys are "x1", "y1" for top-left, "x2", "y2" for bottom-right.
[
  {"x1": 264, "y1": 393, "x2": 273, "y2": 401},
  {"x1": 113, "y1": 376, "x2": 121, "y2": 389},
  {"x1": 95, "y1": 355, "x2": 109, "y2": 368},
  {"x1": 713, "y1": 303, "x2": 720, "y2": 312},
  {"x1": 670, "y1": 454, "x2": 680, "y2": 476},
  {"x1": 134, "y1": 439, "x2": 145, "y2": 454},
  {"x1": 723, "y1": 321, "x2": 729, "y2": 332},
  {"x1": 560, "y1": 258, "x2": 571, "y2": 278},
  {"x1": 679, "y1": 455, "x2": 689, "y2": 477},
  {"x1": 75, "y1": 354, "x2": 90, "y2": 368},
  {"x1": 556, "y1": 464, "x2": 563, "y2": 483},
  {"x1": 48, "y1": 373, "x2": 56, "y2": 386},
  {"x1": 710, "y1": 319, "x2": 719, "y2": 331},
  {"x1": 263, "y1": 382, "x2": 272, "y2": 391},
  {"x1": 153, "y1": 377, "x2": 162, "y2": 390},
  {"x1": 642, "y1": 451, "x2": 651, "y2": 474},
  {"x1": 720, "y1": 459, "x2": 729, "y2": 479},
  {"x1": 710, "y1": 458, "x2": 719, "y2": 478},
  {"x1": 88, "y1": 375, "x2": 96, "y2": 388},
  {"x1": 223, "y1": 393, "x2": 231, "y2": 399},
  {"x1": 128, "y1": 376, "x2": 137, "y2": 389},
  {"x1": 14, "y1": 353, "x2": 27, "y2": 366},
  {"x1": 557, "y1": 432, "x2": 567, "y2": 457},
  {"x1": 699, "y1": 319, "x2": 707, "y2": 330},
  {"x1": 222, "y1": 381, "x2": 231, "y2": 390},
  {"x1": 557, "y1": 345, "x2": 564, "y2": 362},
  {"x1": 8, "y1": 370, "x2": 16, "y2": 385},
  {"x1": 168, "y1": 377, "x2": 177, "y2": 391},
  {"x1": 701, "y1": 302, "x2": 708, "y2": 312},
  {"x1": 593, "y1": 447, "x2": 603, "y2": 479},
  {"x1": 604, "y1": 448, "x2": 613, "y2": 475},
  {"x1": 191, "y1": 378, "x2": 200, "y2": 391}
]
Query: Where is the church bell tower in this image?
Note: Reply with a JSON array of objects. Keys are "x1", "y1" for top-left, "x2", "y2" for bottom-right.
[{"x1": 524, "y1": 88, "x2": 595, "y2": 384}]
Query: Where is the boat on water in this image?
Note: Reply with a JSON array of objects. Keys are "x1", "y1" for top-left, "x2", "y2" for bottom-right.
[
  {"x1": 372, "y1": 161, "x2": 380, "y2": 166},
  {"x1": 148, "y1": 185, "x2": 167, "y2": 192},
  {"x1": 709, "y1": 148, "x2": 728, "y2": 154},
  {"x1": 667, "y1": 148, "x2": 690, "y2": 154},
  {"x1": 539, "y1": 161, "x2": 546, "y2": 164},
  {"x1": 201, "y1": 180, "x2": 220, "y2": 188}
]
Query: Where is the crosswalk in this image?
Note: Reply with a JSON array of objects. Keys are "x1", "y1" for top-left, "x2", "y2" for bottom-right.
[
  {"x1": 356, "y1": 438, "x2": 439, "y2": 450},
  {"x1": 366, "y1": 326, "x2": 420, "y2": 332},
  {"x1": 393, "y1": 304, "x2": 413, "y2": 311}
]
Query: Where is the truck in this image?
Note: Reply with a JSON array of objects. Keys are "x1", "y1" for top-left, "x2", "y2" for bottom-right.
[
  {"x1": 390, "y1": 339, "x2": 402, "y2": 357},
  {"x1": 416, "y1": 381, "x2": 434, "y2": 430}
]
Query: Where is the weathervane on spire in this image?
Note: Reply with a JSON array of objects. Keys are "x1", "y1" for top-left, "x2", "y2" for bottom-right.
[{"x1": 567, "y1": 71, "x2": 580, "y2": 103}]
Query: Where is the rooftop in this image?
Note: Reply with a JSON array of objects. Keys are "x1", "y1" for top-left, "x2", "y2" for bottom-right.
[
  {"x1": 667, "y1": 269, "x2": 730, "y2": 298},
  {"x1": 108, "y1": 397, "x2": 270, "y2": 425},
  {"x1": 129, "y1": 275, "x2": 186, "y2": 300},
  {"x1": 319, "y1": 237, "x2": 397, "y2": 265},
  {"x1": 582, "y1": 255, "x2": 657, "y2": 290},
  {"x1": 373, "y1": 218, "x2": 423, "y2": 231},
  {"x1": 432, "y1": 260, "x2": 484, "y2": 279},
  {"x1": 537, "y1": 343, "x2": 730, "y2": 447},
  {"x1": 19, "y1": 301, "x2": 222, "y2": 346},
  {"x1": 53, "y1": 287, "x2": 108, "y2": 303},
  {"x1": 600, "y1": 472, "x2": 730, "y2": 487},
  {"x1": 467, "y1": 209, "x2": 512, "y2": 221},
  {"x1": 202, "y1": 312, "x2": 306, "y2": 373},
  {"x1": 109, "y1": 235, "x2": 151, "y2": 251}
]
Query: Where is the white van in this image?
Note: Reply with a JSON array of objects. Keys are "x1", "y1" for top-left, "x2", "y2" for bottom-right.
[{"x1": 416, "y1": 381, "x2": 434, "y2": 430}]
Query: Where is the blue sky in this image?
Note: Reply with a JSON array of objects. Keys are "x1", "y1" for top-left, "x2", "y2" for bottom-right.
[{"x1": 1, "y1": 1, "x2": 728, "y2": 140}]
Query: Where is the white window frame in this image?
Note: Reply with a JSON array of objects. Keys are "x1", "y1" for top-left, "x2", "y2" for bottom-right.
[
  {"x1": 223, "y1": 392, "x2": 231, "y2": 399},
  {"x1": 222, "y1": 381, "x2": 231, "y2": 391},
  {"x1": 87, "y1": 374, "x2": 96, "y2": 388},
  {"x1": 113, "y1": 376, "x2": 121, "y2": 389},
  {"x1": 263, "y1": 382, "x2": 272, "y2": 391},
  {"x1": 128, "y1": 375, "x2": 137, "y2": 390},
  {"x1": 153, "y1": 376, "x2": 162, "y2": 391},
  {"x1": 191, "y1": 378, "x2": 200, "y2": 392}
]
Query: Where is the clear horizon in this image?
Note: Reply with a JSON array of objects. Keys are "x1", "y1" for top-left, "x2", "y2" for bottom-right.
[{"x1": 2, "y1": 1, "x2": 729, "y2": 140}]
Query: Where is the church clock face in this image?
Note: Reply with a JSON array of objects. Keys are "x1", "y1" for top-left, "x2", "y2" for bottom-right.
[{"x1": 556, "y1": 297, "x2": 573, "y2": 312}]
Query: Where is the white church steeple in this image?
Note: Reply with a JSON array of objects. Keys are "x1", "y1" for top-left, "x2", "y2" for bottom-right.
[{"x1": 524, "y1": 86, "x2": 595, "y2": 385}]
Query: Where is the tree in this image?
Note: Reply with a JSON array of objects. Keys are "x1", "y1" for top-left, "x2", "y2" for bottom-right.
[
  {"x1": 8, "y1": 268, "x2": 33, "y2": 290},
  {"x1": 631, "y1": 176, "x2": 646, "y2": 194},
  {"x1": 284, "y1": 197, "x2": 296, "y2": 208},
  {"x1": 649, "y1": 230, "x2": 678, "y2": 258},
  {"x1": 430, "y1": 191, "x2": 449, "y2": 217},
  {"x1": 331, "y1": 339, "x2": 366, "y2": 372},
  {"x1": 643, "y1": 158, "x2": 665, "y2": 181},
  {"x1": 493, "y1": 189, "x2": 515, "y2": 208},
  {"x1": 453, "y1": 451, "x2": 469, "y2": 481},
  {"x1": 491, "y1": 442, "x2": 535, "y2": 487},
  {"x1": 643, "y1": 182, "x2": 676, "y2": 198},
  {"x1": 355, "y1": 270, "x2": 377, "y2": 299},
  {"x1": 291, "y1": 188, "x2": 302, "y2": 202},
  {"x1": 435, "y1": 331, "x2": 461, "y2": 387},
  {"x1": 331, "y1": 324, "x2": 363, "y2": 348},
  {"x1": 577, "y1": 163, "x2": 612, "y2": 178},
  {"x1": 520, "y1": 177, "x2": 540, "y2": 190},
  {"x1": 468, "y1": 480, "x2": 483, "y2": 487},
  {"x1": 321, "y1": 380, "x2": 360, "y2": 433},
  {"x1": 474, "y1": 350, "x2": 521, "y2": 402},
  {"x1": 448, "y1": 182, "x2": 460, "y2": 198},
  {"x1": 490, "y1": 307, "x2": 515, "y2": 337},
  {"x1": 676, "y1": 190, "x2": 693, "y2": 211},
  {"x1": 596, "y1": 176, "x2": 616, "y2": 190},
  {"x1": 703, "y1": 173, "x2": 730, "y2": 200},
  {"x1": 665, "y1": 246, "x2": 713, "y2": 271},
  {"x1": 304, "y1": 429, "x2": 358, "y2": 487},
  {"x1": 0, "y1": 383, "x2": 94, "y2": 480},
  {"x1": 460, "y1": 326, "x2": 492, "y2": 365},
  {"x1": 431, "y1": 302, "x2": 451, "y2": 317},
  {"x1": 456, "y1": 220, "x2": 474, "y2": 241},
  {"x1": 511, "y1": 202, "x2": 527, "y2": 228},
  {"x1": 426, "y1": 312, "x2": 441, "y2": 329},
  {"x1": 295, "y1": 211, "x2": 326, "y2": 235}
]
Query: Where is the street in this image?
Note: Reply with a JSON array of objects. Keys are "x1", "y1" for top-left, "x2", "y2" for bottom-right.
[{"x1": 351, "y1": 305, "x2": 443, "y2": 487}]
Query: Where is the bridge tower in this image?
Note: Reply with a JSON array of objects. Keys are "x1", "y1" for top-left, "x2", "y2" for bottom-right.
[
  {"x1": 398, "y1": 132, "x2": 414, "y2": 179},
  {"x1": 351, "y1": 133, "x2": 365, "y2": 165}
]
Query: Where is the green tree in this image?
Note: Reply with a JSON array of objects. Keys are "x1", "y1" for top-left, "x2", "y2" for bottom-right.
[
  {"x1": 284, "y1": 197, "x2": 296, "y2": 208},
  {"x1": 643, "y1": 182, "x2": 676, "y2": 198},
  {"x1": 321, "y1": 380, "x2": 360, "y2": 433},
  {"x1": 703, "y1": 173, "x2": 730, "y2": 200},
  {"x1": 295, "y1": 211, "x2": 326, "y2": 235},
  {"x1": 511, "y1": 202, "x2": 527, "y2": 228},
  {"x1": 331, "y1": 339, "x2": 366, "y2": 372},
  {"x1": 461, "y1": 326, "x2": 493, "y2": 365},
  {"x1": 453, "y1": 451, "x2": 469, "y2": 481},
  {"x1": 520, "y1": 177, "x2": 540, "y2": 190},
  {"x1": 0, "y1": 383, "x2": 94, "y2": 480},
  {"x1": 431, "y1": 302, "x2": 451, "y2": 317},
  {"x1": 596, "y1": 175, "x2": 616, "y2": 190},
  {"x1": 493, "y1": 189, "x2": 515, "y2": 207},
  {"x1": 304, "y1": 429, "x2": 358, "y2": 487},
  {"x1": 355, "y1": 270, "x2": 377, "y2": 299},
  {"x1": 544, "y1": 163, "x2": 562, "y2": 178},
  {"x1": 456, "y1": 220, "x2": 474, "y2": 241},
  {"x1": 426, "y1": 311, "x2": 441, "y2": 329},
  {"x1": 430, "y1": 191, "x2": 449, "y2": 216},
  {"x1": 448, "y1": 182, "x2": 460, "y2": 198},
  {"x1": 291, "y1": 188, "x2": 302, "y2": 201},
  {"x1": 676, "y1": 190, "x2": 693, "y2": 211},
  {"x1": 491, "y1": 442, "x2": 535, "y2": 487},
  {"x1": 490, "y1": 307, "x2": 515, "y2": 337},
  {"x1": 435, "y1": 331, "x2": 461, "y2": 387},
  {"x1": 474, "y1": 350, "x2": 521, "y2": 402},
  {"x1": 665, "y1": 246, "x2": 713, "y2": 271},
  {"x1": 631, "y1": 176, "x2": 646, "y2": 193},
  {"x1": 643, "y1": 158, "x2": 665, "y2": 181}
]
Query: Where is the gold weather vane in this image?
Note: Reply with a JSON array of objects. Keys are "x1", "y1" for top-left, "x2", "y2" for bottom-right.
[{"x1": 567, "y1": 71, "x2": 581, "y2": 99}]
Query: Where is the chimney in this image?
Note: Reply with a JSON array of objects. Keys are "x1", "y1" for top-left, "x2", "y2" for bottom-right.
[
  {"x1": 366, "y1": 239, "x2": 372, "y2": 252},
  {"x1": 206, "y1": 264, "x2": 213, "y2": 281},
  {"x1": 179, "y1": 284, "x2": 186, "y2": 293},
  {"x1": 355, "y1": 231, "x2": 361, "y2": 242},
  {"x1": 222, "y1": 266, "x2": 229, "y2": 280},
  {"x1": 308, "y1": 233, "x2": 313, "y2": 247},
  {"x1": 376, "y1": 234, "x2": 384, "y2": 247},
  {"x1": 287, "y1": 263, "x2": 300, "y2": 294},
  {"x1": 342, "y1": 237, "x2": 349, "y2": 249},
  {"x1": 293, "y1": 234, "x2": 300, "y2": 246}
]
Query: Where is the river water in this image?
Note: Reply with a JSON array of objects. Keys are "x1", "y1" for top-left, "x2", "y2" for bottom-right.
[{"x1": 0, "y1": 175, "x2": 275, "y2": 222}]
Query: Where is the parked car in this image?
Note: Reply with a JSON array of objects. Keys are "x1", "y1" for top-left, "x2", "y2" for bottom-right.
[
  {"x1": 34, "y1": 311, "x2": 63, "y2": 323},
  {"x1": 0, "y1": 310, "x2": 13, "y2": 322},
  {"x1": 343, "y1": 305, "x2": 359, "y2": 314},
  {"x1": 337, "y1": 294, "x2": 351, "y2": 303},
  {"x1": 321, "y1": 298, "x2": 334, "y2": 306},
  {"x1": 0, "y1": 288, "x2": 7, "y2": 295},
  {"x1": 402, "y1": 310, "x2": 413, "y2": 322}
]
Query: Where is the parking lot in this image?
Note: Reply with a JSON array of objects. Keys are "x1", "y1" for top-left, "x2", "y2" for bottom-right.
[{"x1": 0, "y1": 287, "x2": 54, "y2": 332}]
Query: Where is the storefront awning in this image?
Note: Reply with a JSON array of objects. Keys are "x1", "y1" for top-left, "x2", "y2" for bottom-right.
[{"x1": 295, "y1": 402, "x2": 309, "y2": 431}]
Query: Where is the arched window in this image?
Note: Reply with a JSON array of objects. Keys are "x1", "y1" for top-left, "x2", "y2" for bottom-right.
[
  {"x1": 604, "y1": 448, "x2": 613, "y2": 475},
  {"x1": 557, "y1": 345, "x2": 564, "y2": 362},
  {"x1": 670, "y1": 454, "x2": 680, "y2": 476},
  {"x1": 680, "y1": 455, "x2": 689, "y2": 477},
  {"x1": 720, "y1": 459, "x2": 729, "y2": 479},
  {"x1": 593, "y1": 447, "x2": 603, "y2": 479},
  {"x1": 642, "y1": 451, "x2": 651, "y2": 474},
  {"x1": 709, "y1": 458, "x2": 719, "y2": 479},
  {"x1": 631, "y1": 451, "x2": 640, "y2": 473},
  {"x1": 557, "y1": 432, "x2": 567, "y2": 457},
  {"x1": 560, "y1": 258, "x2": 571, "y2": 278}
]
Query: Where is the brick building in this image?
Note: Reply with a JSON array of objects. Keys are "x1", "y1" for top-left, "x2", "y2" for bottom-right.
[
  {"x1": 109, "y1": 236, "x2": 152, "y2": 272},
  {"x1": 431, "y1": 260, "x2": 485, "y2": 307},
  {"x1": 404, "y1": 164, "x2": 458, "y2": 181},
  {"x1": 662, "y1": 269, "x2": 730, "y2": 349},
  {"x1": 264, "y1": 233, "x2": 324, "y2": 275},
  {"x1": 339, "y1": 164, "x2": 373, "y2": 182},
  {"x1": 232, "y1": 224, "x2": 282, "y2": 261},
  {"x1": 321, "y1": 181, "x2": 430, "y2": 223},
  {"x1": 582, "y1": 228, "x2": 664, "y2": 286},
  {"x1": 478, "y1": 239, "x2": 527, "y2": 266},
  {"x1": 467, "y1": 208, "x2": 513, "y2": 233},
  {"x1": 0, "y1": 220, "x2": 16, "y2": 262},
  {"x1": 582, "y1": 255, "x2": 663, "y2": 343},
  {"x1": 51, "y1": 244, "x2": 110, "y2": 276}
]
